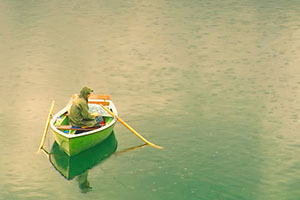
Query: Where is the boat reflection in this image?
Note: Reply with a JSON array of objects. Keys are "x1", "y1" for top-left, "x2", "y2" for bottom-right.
[
  {"x1": 48, "y1": 131, "x2": 149, "y2": 193},
  {"x1": 49, "y1": 132, "x2": 118, "y2": 192}
]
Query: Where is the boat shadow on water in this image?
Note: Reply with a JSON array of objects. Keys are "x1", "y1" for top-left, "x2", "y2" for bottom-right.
[{"x1": 49, "y1": 132, "x2": 118, "y2": 193}]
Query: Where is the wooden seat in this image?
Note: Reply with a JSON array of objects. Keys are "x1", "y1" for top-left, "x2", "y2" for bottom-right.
[
  {"x1": 89, "y1": 94, "x2": 111, "y2": 100},
  {"x1": 71, "y1": 94, "x2": 111, "y2": 106},
  {"x1": 72, "y1": 94, "x2": 111, "y2": 100},
  {"x1": 55, "y1": 125, "x2": 100, "y2": 131},
  {"x1": 88, "y1": 101, "x2": 110, "y2": 106},
  {"x1": 89, "y1": 94, "x2": 111, "y2": 106}
]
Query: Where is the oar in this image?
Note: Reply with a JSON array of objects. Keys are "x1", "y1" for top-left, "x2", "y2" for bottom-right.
[
  {"x1": 36, "y1": 100, "x2": 55, "y2": 154},
  {"x1": 99, "y1": 104, "x2": 163, "y2": 149}
]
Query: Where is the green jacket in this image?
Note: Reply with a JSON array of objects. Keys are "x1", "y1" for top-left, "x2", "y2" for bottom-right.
[{"x1": 69, "y1": 87, "x2": 96, "y2": 127}]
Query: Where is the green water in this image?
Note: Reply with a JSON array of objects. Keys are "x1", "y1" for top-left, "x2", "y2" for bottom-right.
[{"x1": 1, "y1": 0, "x2": 300, "y2": 199}]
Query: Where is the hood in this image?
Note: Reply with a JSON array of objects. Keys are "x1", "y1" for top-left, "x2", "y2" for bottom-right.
[{"x1": 79, "y1": 87, "x2": 93, "y2": 101}]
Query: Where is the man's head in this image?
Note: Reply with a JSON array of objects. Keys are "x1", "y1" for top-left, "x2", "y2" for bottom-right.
[{"x1": 80, "y1": 87, "x2": 93, "y2": 101}]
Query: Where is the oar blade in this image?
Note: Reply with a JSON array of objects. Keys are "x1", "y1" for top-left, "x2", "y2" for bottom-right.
[
  {"x1": 148, "y1": 142, "x2": 163, "y2": 149},
  {"x1": 36, "y1": 100, "x2": 55, "y2": 154}
]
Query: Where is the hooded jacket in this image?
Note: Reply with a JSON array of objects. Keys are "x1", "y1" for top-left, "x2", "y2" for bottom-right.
[{"x1": 69, "y1": 87, "x2": 96, "y2": 127}]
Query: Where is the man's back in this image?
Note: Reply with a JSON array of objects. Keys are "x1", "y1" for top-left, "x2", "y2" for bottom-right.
[{"x1": 69, "y1": 97, "x2": 96, "y2": 127}]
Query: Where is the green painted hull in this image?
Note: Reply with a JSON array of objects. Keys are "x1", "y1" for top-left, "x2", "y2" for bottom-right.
[{"x1": 51, "y1": 124, "x2": 115, "y2": 156}]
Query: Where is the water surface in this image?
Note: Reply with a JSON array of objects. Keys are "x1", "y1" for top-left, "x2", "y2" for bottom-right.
[{"x1": 1, "y1": 0, "x2": 300, "y2": 199}]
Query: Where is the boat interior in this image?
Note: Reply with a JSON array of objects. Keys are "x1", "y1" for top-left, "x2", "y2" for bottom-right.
[
  {"x1": 53, "y1": 95, "x2": 116, "y2": 134},
  {"x1": 54, "y1": 113, "x2": 114, "y2": 134}
]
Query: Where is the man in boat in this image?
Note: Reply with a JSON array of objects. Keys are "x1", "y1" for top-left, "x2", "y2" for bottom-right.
[{"x1": 69, "y1": 87, "x2": 104, "y2": 128}]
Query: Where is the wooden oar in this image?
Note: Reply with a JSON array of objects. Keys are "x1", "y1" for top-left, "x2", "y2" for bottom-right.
[
  {"x1": 99, "y1": 104, "x2": 163, "y2": 149},
  {"x1": 36, "y1": 100, "x2": 55, "y2": 154}
]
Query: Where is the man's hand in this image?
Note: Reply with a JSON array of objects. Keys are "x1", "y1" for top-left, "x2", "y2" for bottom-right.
[{"x1": 92, "y1": 112, "x2": 100, "y2": 117}]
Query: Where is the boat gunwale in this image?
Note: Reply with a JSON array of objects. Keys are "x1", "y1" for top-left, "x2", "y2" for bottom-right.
[{"x1": 50, "y1": 99, "x2": 118, "y2": 139}]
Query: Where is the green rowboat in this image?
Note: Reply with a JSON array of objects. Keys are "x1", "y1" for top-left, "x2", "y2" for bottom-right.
[{"x1": 49, "y1": 95, "x2": 118, "y2": 156}]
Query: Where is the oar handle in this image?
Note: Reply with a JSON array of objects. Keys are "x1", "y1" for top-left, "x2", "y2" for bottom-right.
[{"x1": 99, "y1": 104, "x2": 163, "y2": 149}]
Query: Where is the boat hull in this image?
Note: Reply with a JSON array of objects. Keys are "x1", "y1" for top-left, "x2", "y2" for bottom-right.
[
  {"x1": 49, "y1": 132, "x2": 118, "y2": 180},
  {"x1": 51, "y1": 123, "x2": 115, "y2": 156}
]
